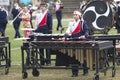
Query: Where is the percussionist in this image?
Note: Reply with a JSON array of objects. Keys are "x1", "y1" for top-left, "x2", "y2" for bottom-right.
[
  {"x1": 63, "y1": 10, "x2": 89, "y2": 77},
  {"x1": 35, "y1": 3, "x2": 52, "y2": 66}
]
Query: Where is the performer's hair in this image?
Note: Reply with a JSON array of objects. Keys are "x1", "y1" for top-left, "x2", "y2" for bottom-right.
[
  {"x1": 38, "y1": 2, "x2": 47, "y2": 9},
  {"x1": 40, "y1": 2, "x2": 47, "y2": 7}
]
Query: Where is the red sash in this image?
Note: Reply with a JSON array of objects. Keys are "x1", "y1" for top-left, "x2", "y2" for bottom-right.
[
  {"x1": 72, "y1": 22, "x2": 81, "y2": 34},
  {"x1": 38, "y1": 13, "x2": 47, "y2": 26},
  {"x1": 57, "y1": 5, "x2": 63, "y2": 11}
]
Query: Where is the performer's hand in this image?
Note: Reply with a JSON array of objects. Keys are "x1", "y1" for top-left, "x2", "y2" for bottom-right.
[
  {"x1": 48, "y1": 30, "x2": 52, "y2": 34},
  {"x1": 79, "y1": 36, "x2": 85, "y2": 39},
  {"x1": 61, "y1": 37, "x2": 65, "y2": 41}
]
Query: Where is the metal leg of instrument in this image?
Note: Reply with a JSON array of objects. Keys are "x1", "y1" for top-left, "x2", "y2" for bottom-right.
[
  {"x1": 21, "y1": 46, "x2": 28, "y2": 79},
  {"x1": 112, "y1": 47, "x2": 116, "y2": 77},
  {"x1": 100, "y1": 48, "x2": 116, "y2": 77},
  {"x1": 21, "y1": 42, "x2": 40, "y2": 79},
  {"x1": 8, "y1": 42, "x2": 11, "y2": 67},
  {"x1": 93, "y1": 46, "x2": 116, "y2": 80},
  {"x1": 30, "y1": 46, "x2": 39, "y2": 77},
  {"x1": 0, "y1": 46, "x2": 9, "y2": 75},
  {"x1": 5, "y1": 47, "x2": 9, "y2": 74},
  {"x1": 93, "y1": 48, "x2": 99, "y2": 80}
]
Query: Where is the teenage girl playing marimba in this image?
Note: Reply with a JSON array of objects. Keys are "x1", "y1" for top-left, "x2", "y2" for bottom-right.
[{"x1": 62, "y1": 10, "x2": 89, "y2": 77}]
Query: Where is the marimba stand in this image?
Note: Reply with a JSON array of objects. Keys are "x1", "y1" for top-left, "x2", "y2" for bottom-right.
[
  {"x1": 21, "y1": 40, "x2": 116, "y2": 80},
  {"x1": 0, "y1": 37, "x2": 11, "y2": 67},
  {"x1": 21, "y1": 41, "x2": 40, "y2": 79},
  {"x1": 0, "y1": 41, "x2": 10, "y2": 74}
]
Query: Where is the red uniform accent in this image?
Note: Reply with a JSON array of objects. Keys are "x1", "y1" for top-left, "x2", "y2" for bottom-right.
[
  {"x1": 59, "y1": 6, "x2": 62, "y2": 11},
  {"x1": 72, "y1": 22, "x2": 81, "y2": 34},
  {"x1": 38, "y1": 13, "x2": 47, "y2": 26},
  {"x1": 56, "y1": 5, "x2": 63, "y2": 11}
]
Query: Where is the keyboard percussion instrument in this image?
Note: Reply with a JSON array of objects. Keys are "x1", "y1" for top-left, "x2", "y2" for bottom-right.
[
  {"x1": 0, "y1": 37, "x2": 11, "y2": 74},
  {"x1": 21, "y1": 33, "x2": 116, "y2": 79}
]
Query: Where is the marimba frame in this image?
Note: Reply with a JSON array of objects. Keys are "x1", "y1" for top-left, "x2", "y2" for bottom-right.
[{"x1": 21, "y1": 41, "x2": 116, "y2": 80}]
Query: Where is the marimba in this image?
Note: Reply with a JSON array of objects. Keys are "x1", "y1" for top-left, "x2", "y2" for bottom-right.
[
  {"x1": 0, "y1": 37, "x2": 11, "y2": 74},
  {"x1": 89, "y1": 34, "x2": 120, "y2": 46},
  {"x1": 21, "y1": 40, "x2": 115, "y2": 80},
  {"x1": 89, "y1": 34, "x2": 120, "y2": 65},
  {"x1": 90, "y1": 34, "x2": 120, "y2": 40}
]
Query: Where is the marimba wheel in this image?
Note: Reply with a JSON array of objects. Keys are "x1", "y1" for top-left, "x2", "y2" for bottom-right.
[
  {"x1": 5, "y1": 67, "x2": 9, "y2": 75},
  {"x1": 112, "y1": 68, "x2": 116, "y2": 77},
  {"x1": 93, "y1": 75, "x2": 99, "y2": 80},
  {"x1": 32, "y1": 68, "x2": 39, "y2": 77},
  {"x1": 22, "y1": 72, "x2": 28, "y2": 79}
]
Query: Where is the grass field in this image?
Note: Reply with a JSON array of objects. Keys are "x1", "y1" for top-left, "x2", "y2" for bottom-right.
[{"x1": 0, "y1": 19, "x2": 119, "y2": 80}]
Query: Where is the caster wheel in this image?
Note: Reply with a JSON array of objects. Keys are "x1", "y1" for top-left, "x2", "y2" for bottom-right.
[
  {"x1": 5, "y1": 68, "x2": 9, "y2": 75},
  {"x1": 32, "y1": 68, "x2": 39, "y2": 77},
  {"x1": 112, "y1": 69, "x2": 116, "y2": 77},
  {"x1": 22, "y1": 72, "x2": 28, "y2": 79},
  {"x1": 93, "y1": 75, "x2": 99, "y2": 80}
]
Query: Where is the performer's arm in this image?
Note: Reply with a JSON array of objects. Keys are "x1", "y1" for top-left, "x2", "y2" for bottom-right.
[
  {"x1": 81, "y1": 21, "x2": 89, "y2": 39},
  {"x1": 35, "y1": 14, "x2": 39, "y2": 29},
  {"x1": 47, "y1": 13, "x2": 53, "y2": 34}
]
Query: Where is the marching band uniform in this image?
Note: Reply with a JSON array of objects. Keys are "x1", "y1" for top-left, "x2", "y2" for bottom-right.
[
  {"x1": 35, "y1": 3, "x2": 52, "y2": 65},
  {"x1": 0, "y1": 6, "x2": 8, "y2": 64},
  {"x1": 35, "y1": 10, "x2": 52, "y2": 34},
  {"x1": 54, "y1": 0, "x2": 63, "y2": 31},
  {"x1": 64, "y1": 11, "x2": 89, "y2": 77},
  {"x1": 64, "y1": 14, "x2": 89, "y2": 39},
  {"x1": 0, "y1": 6, "x2": 8, "y2": 36},
  {"x1": 12, "y1": 3, "x2": 21, "y2": 38}
]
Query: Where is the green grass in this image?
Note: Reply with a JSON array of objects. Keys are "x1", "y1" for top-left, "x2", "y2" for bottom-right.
[
  {"x1": 0, "y1": 65, "x2": 120, "y2": 80},
  {"x1": 1, "y1": 20, "x2": 119, "y2": 80}
]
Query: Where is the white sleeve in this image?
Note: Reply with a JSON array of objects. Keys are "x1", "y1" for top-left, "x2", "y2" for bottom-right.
[
  {"x1": 65, "y1": 21, "x2": 73, "y2": 36},
  {"x1": 35, "y1": 14, "x2": 39, "y2": 29},
  {"x1": 5, "y1": 10, "x2": 8, "y2": 16}
]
